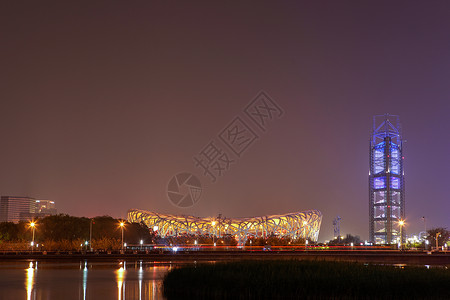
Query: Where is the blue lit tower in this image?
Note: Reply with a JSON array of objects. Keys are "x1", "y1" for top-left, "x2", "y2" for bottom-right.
[{"x1": 369, "y1": 114, "x2": 405, "y2": 244}]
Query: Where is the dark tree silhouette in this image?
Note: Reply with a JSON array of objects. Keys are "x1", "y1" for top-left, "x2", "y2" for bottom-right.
[{"x1": 426, "y1": 227, "x2": 449, "y2": 248}]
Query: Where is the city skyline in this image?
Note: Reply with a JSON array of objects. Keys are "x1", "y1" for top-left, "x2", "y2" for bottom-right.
[
  {"x1": 1, "y1": 1, "x2": 450, "y2": 241},
  {"x1": 0, "y1": 196, "x2": 56, "y2": 223}
]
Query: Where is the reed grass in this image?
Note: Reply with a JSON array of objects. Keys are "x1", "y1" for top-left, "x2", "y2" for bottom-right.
[{"x1": 163, "y1": 260, "x2": 450, "y2": 299}]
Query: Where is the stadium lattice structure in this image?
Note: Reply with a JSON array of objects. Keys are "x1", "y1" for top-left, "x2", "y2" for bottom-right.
[{"x1": 127, "y1": 209, "x2": 322, "y2": 243}]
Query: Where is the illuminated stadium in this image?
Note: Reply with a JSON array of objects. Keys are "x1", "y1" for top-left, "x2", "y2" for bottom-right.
[{"x1": 127, "y1": 209, "x2": 322, "y2": 242}]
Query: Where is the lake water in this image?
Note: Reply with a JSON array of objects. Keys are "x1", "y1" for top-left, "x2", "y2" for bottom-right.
[
  {"x1": 1, "y1": 258, "x2": 446, "y2": 299},
  {"x1": 0, "y1": 260, "x2": 174, "y2": 300}
]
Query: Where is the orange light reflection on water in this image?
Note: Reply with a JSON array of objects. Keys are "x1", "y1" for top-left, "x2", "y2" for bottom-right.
[
  {"x1": 116, "y1": 262, "x2": 126, "y2": 300},
  {"x1": 26, "y1": 262, "x2": 35, "y2": 300}
]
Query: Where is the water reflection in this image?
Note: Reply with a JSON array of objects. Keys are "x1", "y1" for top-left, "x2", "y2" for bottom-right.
[
  {"x1": 116, "y1": 263, "x2": 125, "y2": 300},
  {"x1": 115, "y1": 260, "x2": 166, "y2": 299},
  {"x1": 83, "y1": 261, "x2": 88, "y2": 300},
  {"x1": 138, "y1": 262, "x2": 143, "y2": 300},
  {"x1": 1, "y1": 260, "x2": 173, "y2": 300},
  {"x1": 26, "y1": 262, "x2": 36, "y2": 300}
]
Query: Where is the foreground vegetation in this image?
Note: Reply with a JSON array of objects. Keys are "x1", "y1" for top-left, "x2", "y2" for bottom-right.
[
  {"x1": 163, "y1": 260, "x2": 450, "y2": 299},
  {"x1": 1, "y1": 214, "x2": 448, "y2": 252},
  {"x1": 0, "y1": 214, "x2": 236, "y2": 250},
  {"x1": 0, "y1": 214, "x2": 152, "y2": 251}
]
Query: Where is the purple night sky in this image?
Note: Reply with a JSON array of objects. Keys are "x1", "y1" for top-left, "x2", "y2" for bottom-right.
[{"x1": 1, "y1": 1, "x2": 449, "y2": 241}]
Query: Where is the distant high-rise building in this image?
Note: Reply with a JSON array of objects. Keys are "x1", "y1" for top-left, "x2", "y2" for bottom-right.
[
  {"x1": 0, "y1": 196, "x2": 57, "y2": 223},
  {"x1": 369, "y1": 114, "x2": 405, "y2": 244},
  {"x1": 35, "y1": 199, "x2": 57, "y2": 215},
  {"x1": 0, "y1": 196, "x2": 36, "y2": 223}
]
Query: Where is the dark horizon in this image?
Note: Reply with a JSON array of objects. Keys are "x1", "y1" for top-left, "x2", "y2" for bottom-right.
[{"x1": 1, "y1": 1, "x2": 450, "y2": 241}]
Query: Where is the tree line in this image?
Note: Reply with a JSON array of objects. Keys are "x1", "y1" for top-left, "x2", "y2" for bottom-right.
[
  {"x1": 0, "y1": 214, "x2": 153, "y2": 251},
  {"x1": 327, "y1": 229, "x2": 449, "y2": 248},
  {"x1": 1, "y1": 214, "x2": 448, "y2": 251}
]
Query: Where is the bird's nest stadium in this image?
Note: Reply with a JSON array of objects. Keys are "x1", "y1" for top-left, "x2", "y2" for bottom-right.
[{"x1": 127, "y1": 209, "x2": 322, "y2": 242}]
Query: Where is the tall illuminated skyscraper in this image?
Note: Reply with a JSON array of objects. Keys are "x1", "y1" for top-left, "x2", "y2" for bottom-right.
[{"x1": 369, "y1": 114, "x2": 405, "y2": 244}]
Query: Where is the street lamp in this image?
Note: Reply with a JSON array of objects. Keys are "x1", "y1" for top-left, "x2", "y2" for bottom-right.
[
  {"x1": 152, "y1": 225, "x2": 159, "y2": 244},
  {"x1": 140, "y1": 239, "x2": 143, "y2": 250},
  {"x1": 89, "y1": 218, "x2": 93, "y2": 251},
  {"x1": 119, "y1": 221, "x2": 125, "y2": 252},
  {"x1": 398, "y1": 220, "x2": 405, "y2": 250},
  {"x1": 211, "y1": 221, "x2": 216, "y2": 245},
  {"x1": 436, "y1": 232, "x2": 441, "y2": 251},
  {"x1": 30, "y1": 222, "x2": 36, "y2": 252},
  {"x1": 302, "y1": 220, "x2": 308, "y2": 243}
]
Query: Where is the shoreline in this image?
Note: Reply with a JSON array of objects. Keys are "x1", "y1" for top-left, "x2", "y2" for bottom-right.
[
  {"x1": 163, "y1": 260, "x2": 450, "y2": 299},
  {"x1": 0, "y1": 250, "x2": 449, "y2": 265}
]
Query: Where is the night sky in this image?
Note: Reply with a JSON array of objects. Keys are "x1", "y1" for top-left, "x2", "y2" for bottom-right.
[{"x1": 1, "y1": 1, "x2": 449, "y2": 241}]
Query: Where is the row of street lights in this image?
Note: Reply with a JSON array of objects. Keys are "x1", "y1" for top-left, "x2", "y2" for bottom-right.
[
  {"x1": 28, "y1": 217, "x2": 438, "y2": 252},
  {"x1": 27, "y1": 219, "x2": 129, "y2": 252}
]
